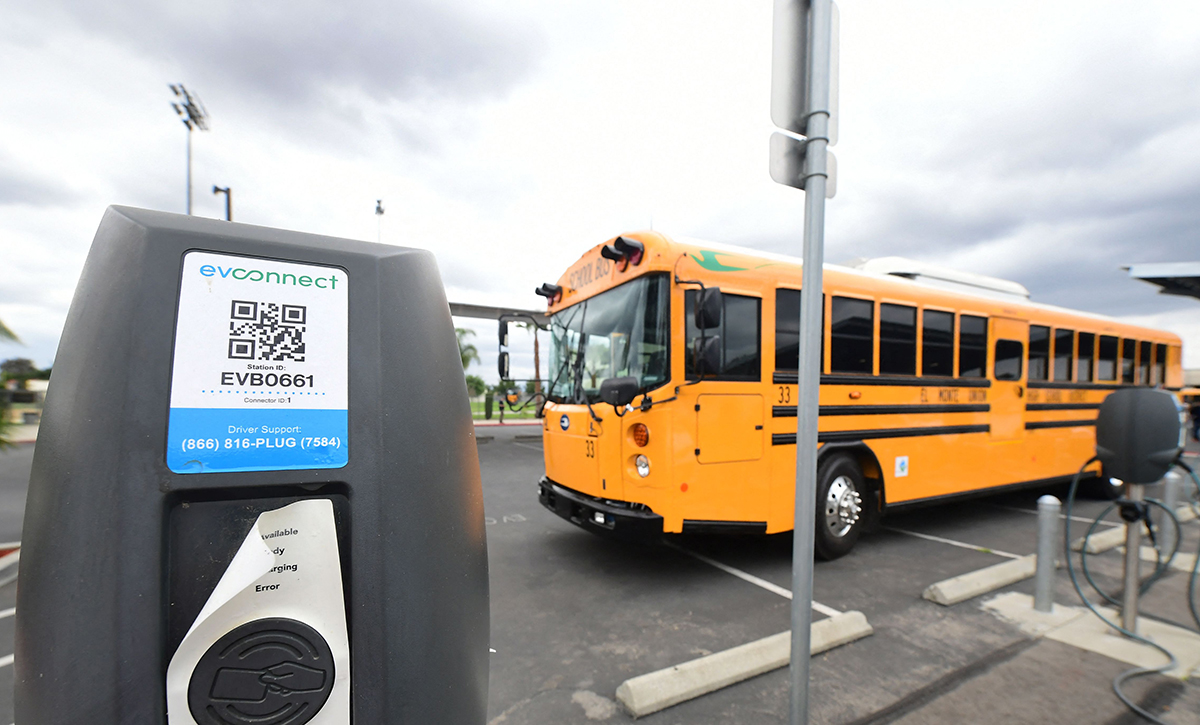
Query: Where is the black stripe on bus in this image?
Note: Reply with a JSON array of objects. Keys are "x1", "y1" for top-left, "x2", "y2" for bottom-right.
[
  {"x1": 1025, "y1": 419, "x2": 1096, "y2": 430},
  {"x1": 772, "y1": 404, "x2": 991, "y2": 418},
  {"x1": 1025, "y1": 403, "x2": 1101, "y2": 411},
  {"x1": 1027, "y1": 381, "x2": 1128, "y2": 390},
  {"x1": 773, "y1": 372, "x2": 992, "y2": 388},
  {"x1": 771, "y1": 424, "x2": 991, "y2": 445}
]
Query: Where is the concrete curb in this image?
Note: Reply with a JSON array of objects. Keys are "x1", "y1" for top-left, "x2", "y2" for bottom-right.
[
  {"x1": 1071, "y1": 525, "x2": 1126, "y2": 554},
  {"x1": 615, "y1": 611, "x2": 872, "y2": 718},
  {"x1": 922, "y1": 555, "x2": 1037, "y2": 606}
]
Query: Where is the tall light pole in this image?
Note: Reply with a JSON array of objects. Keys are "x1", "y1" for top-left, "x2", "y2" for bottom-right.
[
  {"x1": 169, "y1": 84, "x2": 209, "y2": 215},
  {"x1": 374, "y1": 199, "x2": 385, "y2": 243},
  {"x1": 213, "y1": 186, "x2": 232, "y2": 221}
]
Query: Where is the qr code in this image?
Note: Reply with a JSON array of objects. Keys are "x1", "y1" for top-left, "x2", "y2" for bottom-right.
[{"x1": 227, "y1": 300, "x2": 307, "y2": 362}]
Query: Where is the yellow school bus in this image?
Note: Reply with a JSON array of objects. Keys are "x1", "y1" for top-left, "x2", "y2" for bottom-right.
[{"x1": 533, "y1": 232, "x2": 1184, "y2": 558}]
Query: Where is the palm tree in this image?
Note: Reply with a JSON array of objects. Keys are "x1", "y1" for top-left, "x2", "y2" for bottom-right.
[
  {"x1": 515, "y1": 321, "x2": 542, "y2": 394},
  {"x1": 0, "y1": 319, "x2": 17, "y2": 344},
  {"x1": 456, "y1": 328, "x2": 481, "y2": 371}
]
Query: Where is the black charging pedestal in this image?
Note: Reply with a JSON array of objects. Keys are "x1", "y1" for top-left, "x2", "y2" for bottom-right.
[{"x1": 15, "y1": 207, "x2": 489, "y2": 724}]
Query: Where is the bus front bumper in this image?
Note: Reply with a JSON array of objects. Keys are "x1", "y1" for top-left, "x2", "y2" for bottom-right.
[{"x1": 537, "y1": 477, "x2": 663, "y2": 540}]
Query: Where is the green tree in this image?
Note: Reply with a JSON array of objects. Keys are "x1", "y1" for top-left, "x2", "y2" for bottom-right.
[
  {"x1": 456, "y1": 328, "x2": 481, "y2": 371},
  {"x1": 465, "y1": 374, "x2": 487, "y2": 398},
  {"x1": 0, "y1": 324, "x2": 21, "y2": 449}
]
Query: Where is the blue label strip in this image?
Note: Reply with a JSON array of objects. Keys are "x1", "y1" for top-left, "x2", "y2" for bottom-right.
[{"x1": 167, "y1": 407, "x2": 349, "y2": 474}]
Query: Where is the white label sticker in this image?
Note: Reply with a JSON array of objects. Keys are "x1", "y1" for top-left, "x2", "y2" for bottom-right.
[
  {"x1": 166, "y1": 499, "x2": 350, "y2": 725},
  {"x1": 167, "y1": 251, "x2": 348, "y2": 473},
  {"x1": 895, "y1": 455, "x2": 909, "y2": 478}
]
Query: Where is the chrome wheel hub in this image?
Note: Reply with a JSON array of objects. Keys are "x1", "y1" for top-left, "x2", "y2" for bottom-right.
[{"x1": 824, "y1": 476, "x2": 862, "y2": 538}]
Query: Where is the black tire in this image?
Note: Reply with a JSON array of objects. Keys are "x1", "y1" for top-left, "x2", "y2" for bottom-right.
[{"x1": 814, "y1": 455, "x2": 865, "y2": 560}]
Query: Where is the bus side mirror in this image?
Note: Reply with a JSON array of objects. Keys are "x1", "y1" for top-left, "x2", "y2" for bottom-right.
[
  {"x1": 697, "y1": 336, "x2": 722, "y2": 376},
  {"x1": 695, "y1": 288, "x2": 723, "y2": 330},
  {"x1": 498, "y1": 351, "x2": 510, "y2": 379},
  {"x1": 498, "y1": 320, "x2": 509, "y2": 347},
  {"x1": 599, "y1": 377, "x2": 639, "y2": 408}
]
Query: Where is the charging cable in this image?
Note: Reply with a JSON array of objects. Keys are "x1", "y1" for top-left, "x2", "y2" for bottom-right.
[{"x1": 1064, "y1": 458, "x2": 1200, "y2": 724}]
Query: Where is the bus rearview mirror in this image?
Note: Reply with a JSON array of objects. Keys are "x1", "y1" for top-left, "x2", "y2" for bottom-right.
[
  {"x1": 498, "y1": 320, "x2": 509, "y2": 347},
  {"x1": 599, "y1": 377, "x2": 639, "y2": 408},
  {"x1": 498, "y1": 351, "x2": 510, "y2": 379},
  {"x1": 695, "y1": 288, "x2": 723, "y2": 330}
]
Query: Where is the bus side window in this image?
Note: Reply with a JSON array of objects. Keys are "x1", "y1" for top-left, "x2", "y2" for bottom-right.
[
  {"x1": 1053, "y1": 328, "x2": 1074, "y2": 382},
  {"x1": 830, "y1": 297, "x2": 873, "y2": 374},
  {"x1": 774, "y1": 289, "x2": 824, "y2": 372},
  {"x1": 880, "y1": 303, "x2": 917, "y2": 375},
  {"x1": 686, "y1": 291, "x2": 762, "y2": 381},
  {"x1": 1028, "y1": 325, "x2": 1050, "y2": 381},
  {"x1": 958, "y1": 315, "x2": 987, "y2": 378},
  {"x1": 994, "y1": 339, "x2": 1024, "y2": 381},
  {"x1": 921, "y1": 310, "x2": 954, "y2": 377},
  {"x1": 1138, "y1": 340, "x2": 1151, "y2": 385},
  {"x1": 1077, "y1": 332, "x2": 1095, "y2": 382},
  {"x1": 1097, "y1": 335, "x2": 1118, "y2": 381},
  {"x1": 1153, "y1": 343, "x2": 1166, "y2": 386},
  {"x1": 1121, "y1": 339, "x2": 1136, "y2": 383}
]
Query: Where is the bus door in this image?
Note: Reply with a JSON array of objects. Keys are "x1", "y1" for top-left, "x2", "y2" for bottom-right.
[
  {"x1": 990, "y1": 317, "x2": 1028, "y2": 443},
  {"x1": 685, "y1": 291, "x2": 768, "y2": 525}
]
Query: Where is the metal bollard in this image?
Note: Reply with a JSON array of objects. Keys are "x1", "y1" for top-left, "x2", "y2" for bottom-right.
[
  {"x1": 1035, "y1": 495, "x2": 1061, "y2": 613},
  {"x1": 1122, "y1": 484, "x2": 1143, "y2": 633},
  {"x1": 1160, "y1": 470, "x2": 1182, "y2": 556}
]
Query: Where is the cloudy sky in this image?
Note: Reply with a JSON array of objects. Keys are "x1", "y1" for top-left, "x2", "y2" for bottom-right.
[{"x1": 2, "y1": 0, "x2": 1198, "y2": 379}]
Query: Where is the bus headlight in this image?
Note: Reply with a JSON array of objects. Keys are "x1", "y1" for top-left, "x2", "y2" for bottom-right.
[{"x1": 635, "y1": 455, "x2": 651, "y2": 478}]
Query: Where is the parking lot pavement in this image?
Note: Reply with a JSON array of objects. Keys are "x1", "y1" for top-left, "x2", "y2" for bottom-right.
[
  {"x1": 480, "y1": 427, "x2": 1200, "y2": 724},
  {"x1": 0, "y1": 444, "x2": 32, "y2": 545},
  {"x1": 0, "y1": 431, "x2": 1194, "y2": 725}
]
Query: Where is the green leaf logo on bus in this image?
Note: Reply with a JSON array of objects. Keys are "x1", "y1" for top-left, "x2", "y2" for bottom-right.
[{"x1": 688, "y1": 250, "x2": 747, "y2": 272}]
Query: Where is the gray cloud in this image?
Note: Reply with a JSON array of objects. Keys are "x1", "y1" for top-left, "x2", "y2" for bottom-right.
[
  {"x1": 0, "y1": 159, "x2": 79, "y2": 208},
  {"x1": 43, "y1": 1, "x2": 542, "y2": 103}
]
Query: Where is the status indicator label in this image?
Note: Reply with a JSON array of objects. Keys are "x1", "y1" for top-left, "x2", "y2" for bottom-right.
[{"x1": 167, "y1": 251, "x2": 349, "y2": 473}]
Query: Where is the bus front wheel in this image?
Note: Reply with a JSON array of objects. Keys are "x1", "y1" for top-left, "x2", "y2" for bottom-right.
[{"x1": 814, "y1": 455, "x2": 865, "y2": 560}]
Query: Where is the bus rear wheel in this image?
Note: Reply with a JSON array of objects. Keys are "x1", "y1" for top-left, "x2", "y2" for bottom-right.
[{"x1": 814, "y1": 455, "x2": 865, "y2": 560}]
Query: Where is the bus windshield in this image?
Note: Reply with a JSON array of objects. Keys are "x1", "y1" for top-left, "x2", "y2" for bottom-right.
[{"x1": 548, "y1": 273, "x2": 670, "y2": 403}]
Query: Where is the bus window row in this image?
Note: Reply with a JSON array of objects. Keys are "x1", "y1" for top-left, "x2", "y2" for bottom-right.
[
  {"x1": 1028, "y1": 326, "x2": 1167, "y2": 385},
  {"x1": 685, "y1": 288, "x2": 1173, "y2": 386}
]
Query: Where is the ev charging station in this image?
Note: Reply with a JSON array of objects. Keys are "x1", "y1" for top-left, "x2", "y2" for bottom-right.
[{"x1": 15, "y1": 207, "x2": 489, "y2": 724}]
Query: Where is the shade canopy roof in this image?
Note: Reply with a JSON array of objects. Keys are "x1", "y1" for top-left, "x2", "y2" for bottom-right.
[{"x1": 1124, "y1": 262, "x2": 1200, "y2": 301}]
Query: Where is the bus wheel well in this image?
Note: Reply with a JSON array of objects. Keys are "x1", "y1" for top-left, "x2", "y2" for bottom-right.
[{"x1": 818, "y1": 443, "x2": 884, "y2": 526}]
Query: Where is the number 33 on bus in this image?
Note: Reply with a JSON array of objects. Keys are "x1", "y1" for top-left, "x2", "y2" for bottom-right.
[{"x1": 531, "y1": 232, "x2": 1183, "y2": 559}]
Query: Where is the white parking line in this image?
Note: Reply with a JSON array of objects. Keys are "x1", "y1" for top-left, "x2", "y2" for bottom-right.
[
  {"x1": 990, "y1": 503, "x2": 1122, "y2": 526},
  {"x1": 666, "y1": 543, "x2": 842, "y2": 617},
  {"x1": 512, "y1": 442, "x2": 543, "y2": 453},
  {"x1": 883, "y1": 527, "x2": 1021, "y2": 559},
  {"x1": 0, "y1": 608, "x2": 14, "y2": 620}
]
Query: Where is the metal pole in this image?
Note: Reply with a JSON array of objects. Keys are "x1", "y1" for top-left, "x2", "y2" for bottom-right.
[
  {"x1": 1160, "y1": 470, "x2": 1181, "y2": 556},
  {"x1": 225, "y1": 188, "x2": 232, "y2": 221},
  {"x1": 789, "y1": 2, "x2": 831, "y2": 724},
  {"x1": 1034, "y1": 495, "x2": 1060, "y2": 612},
  {"x1": 186, "y1": 128, "x2": 193, "y2": 215},
  {"x1": 1122, "y1": 484, "x2": 1143, "y2": 633}
]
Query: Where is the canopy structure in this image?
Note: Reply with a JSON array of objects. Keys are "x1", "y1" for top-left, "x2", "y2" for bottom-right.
[
  {"x1": 1124, "y1": 262, "x2": 1200, "y2": 301},
  {"x1": 449, "y1": 301, "x2": 548, "y2": 326}
]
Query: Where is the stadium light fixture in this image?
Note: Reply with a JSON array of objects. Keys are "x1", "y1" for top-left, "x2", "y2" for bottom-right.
[{"x1": 169, "y1": 84, "x2": 210, "y2": 215}]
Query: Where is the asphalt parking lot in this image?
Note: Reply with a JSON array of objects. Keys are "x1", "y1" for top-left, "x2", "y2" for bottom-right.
[
  {"x1": 480, "y1": 424, "x2": 1200, "y2": 724},
  {"x1": 0, "y1": 432, "x2": 1198, "y2": 724}
]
